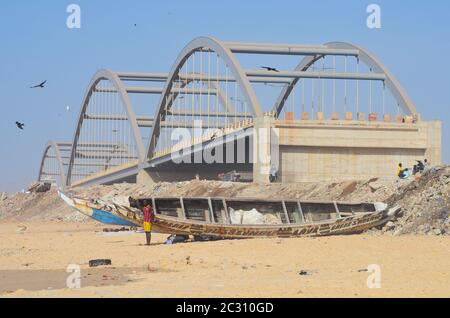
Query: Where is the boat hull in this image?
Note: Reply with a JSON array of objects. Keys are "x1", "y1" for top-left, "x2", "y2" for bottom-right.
[
  {"x1": 148, "y1": 212, "x2": 389, "y2": 238},
  {"x1": 59, "y1": 192, "x2": 398, "y2": 238}
]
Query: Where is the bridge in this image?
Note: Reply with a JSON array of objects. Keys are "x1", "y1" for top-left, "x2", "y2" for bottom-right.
[{"x1": 38, "y1": 37, "x2": 441, "y2": 189}]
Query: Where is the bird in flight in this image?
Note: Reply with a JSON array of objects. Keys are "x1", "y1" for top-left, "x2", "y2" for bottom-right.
[
  {"x1": 30, "y1": 80, "x2": 47, "y2": 88},
  {"x1": 261, "y1": 66, "x2": 279, "y2": 72},
  {"x1": 15, "y1": 121, "x2": 25, "y2": 130}
]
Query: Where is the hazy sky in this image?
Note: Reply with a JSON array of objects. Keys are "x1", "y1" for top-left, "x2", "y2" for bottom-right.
[{"x1": 0, "y1": 0, "x2": 449, "y2": 192}]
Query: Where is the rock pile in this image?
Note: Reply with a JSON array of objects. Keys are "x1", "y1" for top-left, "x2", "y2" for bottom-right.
[
  {"x1": 27, "y1": 182, "x2": 52, "y2": 193},
  {"x1": 0, "y1": 189, "x2": 90, "y2": 223},
  {"x1": 381, "y1": 166, "x2": 450, "y2": 235}
]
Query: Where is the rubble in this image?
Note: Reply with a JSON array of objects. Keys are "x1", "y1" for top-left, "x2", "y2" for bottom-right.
[
  {"x1": 384, "y1": 221, "x2": 396, "y2": 232},
  {"x1": 27, "y1": 182, "x2": 52, "y2": 193},
  {"x1": 381, "y1": 166, "x2": 450, "y2": 235},
  {"x1": 0, "y1": 189, "x2": 91, "y2": 223}
]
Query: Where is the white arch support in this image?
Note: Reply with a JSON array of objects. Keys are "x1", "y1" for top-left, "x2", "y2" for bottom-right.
[
  {"x1": 272, "y1": 42, "x2": 417, "y2": 117},
  {"x1": 66, "y1": 69, "x2": 146, "y2": 186},
  {"x1": 38, "y1": 141, "x2": 67, "y2": 187},
  {"x1": 145, "y1": 36, "x2": 263, "y2": 159}
]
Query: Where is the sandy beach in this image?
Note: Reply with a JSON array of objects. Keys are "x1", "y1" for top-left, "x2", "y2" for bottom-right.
[{"x1": 1, "y1": 221, "x2": 449, "y2": 298}]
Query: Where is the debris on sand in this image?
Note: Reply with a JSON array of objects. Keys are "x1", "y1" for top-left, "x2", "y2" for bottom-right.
[
  {"x1": 147, "y1": 265, "x2": 158, "y2": 272},
  {"x1": 165, "y1": 234, "x2": 189, "y2": 244},
  {"x1": 16, "y1": 225, "x2": 27, "y2": 233},
  {"x1": 357, "y1": 269, "x2": 368, "y2": 273},
  {"x1": 298, "y1": 270, "x2": 310, "y2": 276},
  {"x1": 89, "y1": 259, "x2": 112, "y2": 267},
  {"x1": 103, "y1": 227, "x2": 132, "y2": 233}
]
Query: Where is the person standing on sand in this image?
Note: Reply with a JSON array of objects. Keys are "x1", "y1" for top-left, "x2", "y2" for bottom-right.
[{"x1": 143, "y1": 200, "x2": 155, "y2": 246}]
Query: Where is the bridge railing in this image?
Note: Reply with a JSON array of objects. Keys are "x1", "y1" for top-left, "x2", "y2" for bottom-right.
[{"x1": 152, "y1": 117, "x2": 255, "y2": 159}]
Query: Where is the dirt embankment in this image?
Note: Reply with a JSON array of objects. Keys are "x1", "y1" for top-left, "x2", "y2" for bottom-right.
[
  {"x1": 0, "y1": 189, "x2": 90, "y2": 223},
  {"x1": 1, "y1": 166, "x2": 449, "y2": 235}
]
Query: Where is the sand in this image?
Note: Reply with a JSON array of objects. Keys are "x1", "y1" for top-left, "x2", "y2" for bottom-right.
[{"x1": 0, "y1": 221, "x2": 449, "y2": 298}]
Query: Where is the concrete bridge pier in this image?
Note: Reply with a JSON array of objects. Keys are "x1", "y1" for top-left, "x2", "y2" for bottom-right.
[
  {"x1": 253, "y1": 116, "x2": 276, "y2": 184},
  {"x1": 137, "y1": 168, "x2": 156, "y2": 186}
]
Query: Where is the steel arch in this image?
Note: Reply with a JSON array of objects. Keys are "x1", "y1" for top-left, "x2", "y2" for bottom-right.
[
  {"x1": 66, "y1": 69, "x2": 146, "y2": 186},
  {"x1": 272, "y1": 41, "x2": 417, "y2": 117},
  {"x1": 172, "y1": 77, "x2": 235, "y2": 121},
  {"x1": 38, "y1": 141, "x2": 66, "y2": 187},
  {"x1": 145, "y1": 36, "x2": 262, "y2": 159}
]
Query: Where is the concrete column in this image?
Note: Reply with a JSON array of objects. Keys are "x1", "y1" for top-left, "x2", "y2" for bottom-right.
[
  {"x1": 253, "y1": 116, "x2": 273, "y2": 183},
  {"x1": 425, "y1": 121, "x2": 442, "y2": 165},
  {"x1": 136, "y1": 169, "x2": 156, "y2": 186}
]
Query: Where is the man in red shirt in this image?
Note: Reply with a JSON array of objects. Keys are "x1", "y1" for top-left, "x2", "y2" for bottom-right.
[{"x1": 142, "y1": 200, "x2": 155, "y2": 245}]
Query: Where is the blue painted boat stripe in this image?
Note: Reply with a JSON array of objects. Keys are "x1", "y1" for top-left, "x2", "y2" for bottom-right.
[{"x1": 91, "y1": 209, "x2": 136, "y2": 226}]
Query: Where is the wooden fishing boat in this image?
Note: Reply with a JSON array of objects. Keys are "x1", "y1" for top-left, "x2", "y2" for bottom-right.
[{"x1": 58, "y1": 191, "x2": 400, "y2": 238}]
